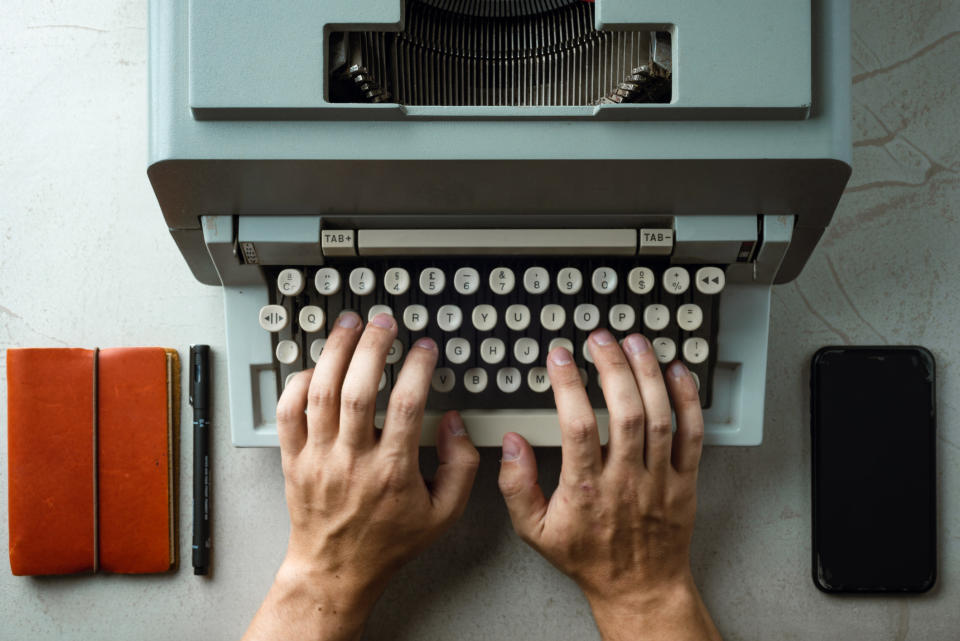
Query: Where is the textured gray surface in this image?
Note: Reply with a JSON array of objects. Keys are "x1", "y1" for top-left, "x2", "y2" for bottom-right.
[{"x1": 1, "y1": 1, "x2": 958, "y2": 640}]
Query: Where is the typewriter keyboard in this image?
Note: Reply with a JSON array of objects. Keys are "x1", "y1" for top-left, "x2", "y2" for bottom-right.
[{"x1": 258, "y1": 258, "x2": 724, "y2": 410}]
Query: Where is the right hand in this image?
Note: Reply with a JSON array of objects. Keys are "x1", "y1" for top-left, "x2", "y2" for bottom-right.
[{"x1": 497, "y1": 329, "x2": 720, "y2": 641}]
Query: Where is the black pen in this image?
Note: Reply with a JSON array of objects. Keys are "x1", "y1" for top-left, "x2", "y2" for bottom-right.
[{"x1": 189, "y1": 345, "x2": 211, "y2": 576}]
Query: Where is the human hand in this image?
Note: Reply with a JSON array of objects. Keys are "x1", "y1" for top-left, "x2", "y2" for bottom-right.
[
  {"x1": 244, "y1": 311, "x2": 479, "y2": 641},
  {"x1": 497, "y1": 329, "x2": 720, "y2": 641}
]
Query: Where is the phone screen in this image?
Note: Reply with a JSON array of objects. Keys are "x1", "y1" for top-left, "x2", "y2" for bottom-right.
[{"x1": 811, "y1": 347, "x2": 936, "y2": 593}]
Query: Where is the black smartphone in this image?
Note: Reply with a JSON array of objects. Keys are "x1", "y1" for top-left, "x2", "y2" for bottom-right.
[{"x1": 810, "y1": 346, "x2": 936, "y2": 593}]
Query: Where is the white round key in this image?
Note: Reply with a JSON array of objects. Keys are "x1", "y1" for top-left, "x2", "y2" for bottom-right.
[
  {"x1": 432, "y1": 367, "x2": 455, "y2": 392},
  {"x1": 445, "y1": 337, "x2": 471, "y2": 364},
  {"x1": 540, "y1": 304, "x2": 566, "y2": 331},
  {"x1": 464, "y1": 368, "x2": 488, "y2": 393},
  {"x1": 480, "y1": 337, "x2": 506, "y2": 364},
  {"x1": 402, "y1": 304, "x2": 429, "y2": 331},
  {"x1": 505, "y1": 304, "x2": 531, "y2": 331},
  {"x1": 419, "y1": 267, "x2": 445, "y2": 295},
  {"x1": 627, "y1": 267, "x2": 655, "y2": 295},
  {"x1": 309, "y1": 338, "x2": 326, "y2": 363},
  {"x1": 548, "y1": 338, "x2": 575, "y2": 358},
  {"x1": 349, "y1": 267, "x2": 376, "y2": 296},
  {"x1": 652, "y1": 337, "x2": 676, "y2": 364},
  {"x1": 682, "y1": 337, "x2": 710, "y2": 364},
  {"x1": 378, "y1": 370, "x2": 387, "y2": 392},
  {"x1": 496, "y1": 367, "x2": 522, "y2": 393},
  {"x1": 367, "y1": 304, "x2": 393, "y2": 322},
  {"x1": 608, "y1": 304, "x2": 636, "y2": 332},
  {"x1": 489, "y1": 267, "x2": 516, "y2": 295},
  {"x1": 513, "y1": 338, "x2": 539, "y2": 364},
  {"x1": 383, "y1": 267, "x2": 410, "y2": 295},
  {"x1": 298, "y1": 306, "x2": 325, "y2": 333},
  {"x1": 386, "y1": 339, "x2": 404, "y2": 364},
  {"x1": 676, "y1": 304, "x2": 703, "y2": 331},
  {"x1": 275, "y1": 339, "x2": 300, "y2": 365},
  {"x1": 556, "y1": 267, "x2": 583, "y2": 295},
  {"x1": 591, "y1": 267, "x2": 618, "y2": 294},
  {"x1": 437, "y1": 304, "x2": 463, "y2": 332},
  {"x1": 523, "y1": 267, "x2": 550, "y2": 294},
  {"x1": 643, "y1": 304, "x2": 670, "y2": 331},
  {"x1": 284, "y1": 372, "x2": 299, "y2": 388},
  {"x1": 471, "y1": 304, "x2": 497, "y2": 331},
  {"x1": 582, "y1": 339, "x2": 594, "y2": 364},
  {"x1": 453, "y1": 267, "x2": 481, "y2": 295},
  {"x1": 527, "y1": 367, "x2": 551, "y2": 393},
  {"x1": 277, "y1": 268, "x2": 305, "y2": 296},
  {"x1": 695, "y1": 266, "x2": 725, "y2": 295},
  {"x1": 691, "y1": 371, "x2": 701, "y2": 391},
  {"x1": 662, "y1": 266, "x2": 690, "y2": 295},
  {"x1": 574, "y1": 304, "x2": 600, "y2": 331},
  {"x1": 258, "y1": 305, "x2": 289, "y2": 332},
  {"x1": 314, "y1": 267, "x2": 341, "y2": 295}
]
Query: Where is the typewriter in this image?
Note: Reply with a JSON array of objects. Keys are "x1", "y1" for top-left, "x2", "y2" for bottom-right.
[{"x1": 148, "y1": 0, "x2": 851, "y2": 446}]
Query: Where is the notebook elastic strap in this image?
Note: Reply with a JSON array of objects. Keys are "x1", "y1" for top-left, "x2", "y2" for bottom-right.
[{"x1": 92, "y1": 347, "x2": 100, "y2": 573}]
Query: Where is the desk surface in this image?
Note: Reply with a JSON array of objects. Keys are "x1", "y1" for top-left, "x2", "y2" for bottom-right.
[{"x1": 2, "y1": 1, "x2": 959, "y2": 639}]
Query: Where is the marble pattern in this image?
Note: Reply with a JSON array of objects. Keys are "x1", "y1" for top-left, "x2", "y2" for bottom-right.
[{"x1": 1, "y1": 1, "x2": 957, "y2": 639}]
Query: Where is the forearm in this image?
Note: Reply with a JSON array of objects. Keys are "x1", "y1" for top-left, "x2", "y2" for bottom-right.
[
  {"x1": 586, "y1": 574, "x2": 722, "y2": 641},
  {"x1": 242, "y1": 562, "x2": 374, "y2": 641}
]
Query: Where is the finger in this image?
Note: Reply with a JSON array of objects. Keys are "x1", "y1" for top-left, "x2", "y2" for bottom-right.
[
  {"x1": 308, "y1": 311, "x2": 363, "y2": 444},
  {"x1": 666, "y1": 361, "x2": 705, "y2": 474},
  {"x1": 546, "y1": 345, "x2": 602, "y2": 483},
  {"x1": 590, "y1": 331, "x2": 646, "y2": 469},
  {"x1": 338, "y1": 313, "x2": 398, "y2": 450},
  {"x1": 380, "y1": 337, "x2": 439, "y2": 456},
  {"x1": 430, "y1": 411, "x2": 480, "y2": 524},
  {"x1": 622, "y1": 333, "x2": 673, "y2": 475},
  {"x1": 276, "y1": 369, "x2": 312, "y2": 454},
  {"x1": 497, "y1": 432, "x2": 548, "y2": 543}
]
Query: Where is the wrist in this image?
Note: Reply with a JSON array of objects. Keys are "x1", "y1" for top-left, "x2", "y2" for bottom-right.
[
  {"x1": 274, "y1": 557, "x2": 378, "y2": 628},
  {"x1": 584, "y1": 572, "x2": 718, "y2": 641}
]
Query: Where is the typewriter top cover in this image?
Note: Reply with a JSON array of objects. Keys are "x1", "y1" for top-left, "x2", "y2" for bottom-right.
[{"x1": 148, "y1": 0, "x2": 851, "y2": 285}]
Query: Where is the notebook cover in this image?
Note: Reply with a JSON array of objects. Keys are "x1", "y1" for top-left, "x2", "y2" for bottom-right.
[
  {"x1": 98, "y1": 348, "x2": 177, "y2": 573},
  {"x1": 7, "y1": 348, "x2": 97, "y2": 576},
  {"x1": 7, "y1": 347, "x2": 178, "y2": 576}
]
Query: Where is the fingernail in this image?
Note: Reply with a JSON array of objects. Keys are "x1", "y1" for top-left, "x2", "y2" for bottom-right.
[
  {"x1": 550, "y1": 347, "x2": 572, "y2": 366},
  {"x1": 669, "y1": 361, "x2": 688, "y2": 379},
  {"x1": 414, "y1": 337, "x2": 436, "y2": 351},
  {"x1": 502, "y1": 437, "x2": 521, "y2": 462},
  {"x1": 337, "y1": 311, "x2": 360, "y2": 328},
  {"x1": 446, "y1": 413, "x2": 467, "y2": 436},
  {"x1": 592, "y1": 329, "x2": 614, "y2": 345},
  {"x1": 624, "y1": 334, "x2": 649, "y2": 355},
  {"x1": 371, "y1": 313, "x2": 394, "y2": 329}
]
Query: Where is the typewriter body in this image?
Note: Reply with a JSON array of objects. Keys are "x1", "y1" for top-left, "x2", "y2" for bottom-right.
[{"x1": 148, "y1": 0, "x2": 851, "y2": 447}]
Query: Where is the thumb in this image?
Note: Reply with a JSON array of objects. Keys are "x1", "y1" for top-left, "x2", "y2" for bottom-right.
[
  {"x1": 498, "y1": 432, "x2": 547, "y2": 542},
  {"x1": 431, "y1": 411, "x2": 480, "y2": 522}
]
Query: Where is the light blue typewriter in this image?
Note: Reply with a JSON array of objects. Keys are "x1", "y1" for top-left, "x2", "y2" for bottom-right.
[{"x1": 148, "y1": 0, "x2": 851, "y2": 447}]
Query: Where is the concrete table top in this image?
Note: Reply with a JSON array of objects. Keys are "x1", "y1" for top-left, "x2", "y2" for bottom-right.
[{"x1": 1, "y1": 1, "x2": 958, "y2": 639}]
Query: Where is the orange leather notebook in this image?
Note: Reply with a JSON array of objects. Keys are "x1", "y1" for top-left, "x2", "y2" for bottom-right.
[{"x1": 7, "y1": 347, "x2": 179, "y2": 575}]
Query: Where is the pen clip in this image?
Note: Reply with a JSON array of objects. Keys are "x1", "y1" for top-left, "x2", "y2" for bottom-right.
[{"x1": 188, "y1": 346, "x2": 197, "y2": 406}]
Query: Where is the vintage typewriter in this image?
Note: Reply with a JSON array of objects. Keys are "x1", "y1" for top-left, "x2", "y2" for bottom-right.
[{"x1": 148, "y1": 0, "x2": 851, "y2": 446}]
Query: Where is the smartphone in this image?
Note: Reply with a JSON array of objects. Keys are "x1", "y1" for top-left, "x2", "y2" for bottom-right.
[{"x1": 810, "y1": 346, "x2": 936, "y2": 593}]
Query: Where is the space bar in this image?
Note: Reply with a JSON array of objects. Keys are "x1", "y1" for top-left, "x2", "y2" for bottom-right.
[{"x1": 356, "y1": 228, "x2": 637, "y2": 256}]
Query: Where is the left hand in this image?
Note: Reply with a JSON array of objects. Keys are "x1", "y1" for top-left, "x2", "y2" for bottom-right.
[{"x1": 243, "y1": 312, "x2": 479, "y2": 641}]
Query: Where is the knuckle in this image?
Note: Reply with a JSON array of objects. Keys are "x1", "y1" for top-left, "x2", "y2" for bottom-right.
[
  {"x1": 565, "y1": 415, "x2": 598, "y2": 444},
  {"x1": 647, "y1": 418, "x2": 673, "y2": 436},
  {"x1": 388, "y1": 392, "x2": 423, "y2": 424},
  {"x1": 615, "y1": 408, "x2": 645, "y2": 434},
  {"x1": 307, "y1": 384, "x2": 337, "y2": 408},
  {"x1": 639, "y1": 360, "x2": 662, "y2": 380},
  {"x1": 275, "y1": 401, "x2": 303, "y2": 425},
  {"x1": 341, "y1": 390, "x2": 371, "y2": 415}
]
